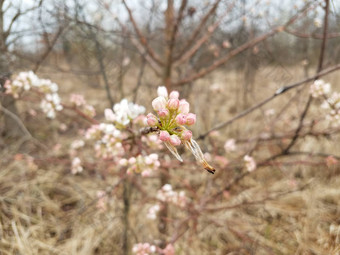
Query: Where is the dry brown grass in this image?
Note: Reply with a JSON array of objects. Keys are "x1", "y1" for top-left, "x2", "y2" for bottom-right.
[{"x1": 1, "y1": 66, "x2": 340, "y2": 255}]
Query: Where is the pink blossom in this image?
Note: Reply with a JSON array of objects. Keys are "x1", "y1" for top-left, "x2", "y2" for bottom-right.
[
  {"x1": 162, "y1": 244, "x2": 175, "y2": 255},
  {"x1": 175, "y1": 113, "x2": 187, "y2": 125},
  {"x1": 169, "y1": 91, "x2": 179, "y2": 99},
  {"x1": 178, "y1": 99, "x2": 190, "y2": 114},
  {"x1": 158, "y1": 108, "x2": 169, "y2": 118},
  {"x1": 70, "y1": 94, "x2": 86, "y2": 106},
  {"x1": 129, "y1": 157, "x2": 136, "y2": 164},
  {"x1": 167, "y1": 98, "x2": 179, "y2": 110},
  {"x1": 96, "y1": 190, "x2": 107, "y2": 212},
  {"x1": 159, "y1": 131, "x2": 170, "y2": 141},
  {"x1": 224, "y1": 139, "x2": 236, "y2": 152},
  {"x1": 105, "y1": 108, "x2": 116, "y2": 122},
  {"x1": 147, "y1": 204, "x2": 160, "y2": 219},
  {"x1": 244, "y1": 155, "x2": 256, "y2": 172},
  {"x1": 141, "y1": 170, "x2": 152, "y2": 177},
  {"x1": 181, "y1": 130, "x2": 192, "y2": 140},
  {"x1": 147, "y1": 113, "x2": 158, "y2": 126},
  {"x1": 132, "y1": 243, "x2": 156, "y2": 255},
  {"x1": 119, "y1": 158, "x2": 128, "y2": 166},
  {"x1": 186, "y1": 113, "x2": 196, "y2": 125},
  {"x1": 71, "y1": 157, "x2": 83, "y2": 174},
  {"x1": 326, "y1": 156, "x2": 338, "y2": 167},
  {"x1": 152, "y1": 96, "x2": 167, "y2": 111},
  {"x1": 169, "y1": 134, "x2": 181, "y2": 146}
]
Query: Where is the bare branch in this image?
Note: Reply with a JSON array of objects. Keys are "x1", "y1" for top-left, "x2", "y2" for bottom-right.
[
  {"x1": 174, "y1": 0, "x2": 222, "y2": 59},
  {"x1": 174, "y1": 2, "x2": 234, "y2": 67},
  {"x1": 282, "y1": 0, "x2": 330, "y2": 154},
  {"x1": 174, "y1": 2, "x2": 317, "y2": 86},
  {"x1": 122, "y1": 0, "x2": 164, "y2": 66},
  {"x1": 197, "y1": 64, "x2": 340, "y2": 140}
]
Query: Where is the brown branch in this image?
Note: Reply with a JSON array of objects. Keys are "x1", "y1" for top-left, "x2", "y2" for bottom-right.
[
  {"x1": 174, "y1": 2, "x2": 234, "y2": 67},
  {"x1": 122, "y1": 0, "x2": 164, "y2": 66},
  {"x1": 163, "y1": 0, "x2": 187, "y2": 90},
  {"x1": 197, "y1": 64, "x2": 340, "y2": 140},
  {"x1": 174, "y1": 2, "x2": 317, "y2": 86},
  {"x1": 129, "y1": 36, "x2": 162, "y2": 76},
  {"x1": 284, "y1": 28, "x2": 340, "y2": 39},
  {"x1": 282, "y1": 0, "x2": 330, "y2": 155},
  {"x1": 174, "y1": 0, "x2": 222, "y2": 60},
  {"x1": 33, "y1": 26, "x2": 65, "y2": 73},
  {"x1": 163, "y1": 0, "x2": 175, "y2": 90}
]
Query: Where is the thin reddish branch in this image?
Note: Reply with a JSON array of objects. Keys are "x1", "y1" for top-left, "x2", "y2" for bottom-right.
[
  {"x1": 174, "y1": 0, "x2": 222, "y2": 60},
  {"x1": 33, "y1": 25, "x2": 65, "y2": 73},
  {"x1": 196, "y1": 64, "x2": 340, "y2": 140},
  {"x1": 174, "y1": 2, "x2": 235, "y2": 67},
  {"x1": 174, "y1": 2, "x2": 317, "y2": 86},
  {"x1": 122, "y1": 0, "x2": 164, "y2": 66},
  {"x1": 282, "y1": 0, "x2": 330, "y2": 155},
  {"x1": 284, "y1": 28, "x2": 340, "y2": 39}
]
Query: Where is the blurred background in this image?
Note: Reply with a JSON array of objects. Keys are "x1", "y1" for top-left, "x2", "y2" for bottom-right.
[{"x1": 0, "y1": 0, "x2": 340, "y2": 254}]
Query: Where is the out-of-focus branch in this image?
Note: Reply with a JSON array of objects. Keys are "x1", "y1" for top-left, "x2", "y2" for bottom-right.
[
  {"x1": 174, "y1": 0, "x2": 222, "y2": 60},
  {"x1": 163, "y1": 0, "x2": 188, "y2": 90},
  {"x1": 122, "y1": 0, "x2": 164, "y2": 66},
  {"x1": 197, "y1": 64, "x2": 340, "y2": 140},
  {"x1": 0, "y1": 103, "x2": 31, "y2": 138},
  {"x1": 33, "y1": 26, "x2": 65, "y2": 73},
  {"x1": 284, "y1": 29, "x2": 340, "y2": 39},
  {"x1": 174, "y1": 2, "x2": 317, "y2": 86},
  {"x1": 129, "y1": 37, "x2": 162, "y2": 76},
  {"x1": 282, "y1": 0, "x2": 329, "y2": 155},
  {"x1": 174, "y1": 2, "x2": 234, "y2": 67}
]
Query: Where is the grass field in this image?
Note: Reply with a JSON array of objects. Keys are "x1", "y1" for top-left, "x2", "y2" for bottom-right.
[{"x1": 1, "y1": 65, "x2": 340, "y2": 255}]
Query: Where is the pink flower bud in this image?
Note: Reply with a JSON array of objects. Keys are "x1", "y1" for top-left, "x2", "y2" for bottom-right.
[
  {"x1": 158, "y1": 108, "x2": 169, "y2": 118},
  {"x1": 167, "y1": 98, "x2": 179, "y2": 110},
  {"x1": 169, "y1": 91, "x2": 179, "y2": 99},
  {"x1": 157, "y1": 86, "x2": 168, "y2": 98},
  {"x1": 169, "y1": 134, "x2": 181, "y2": 146},
  {"x1": 186, "y1": 113, "x2": 196, "y2": 125},
  {"x1": 159, "y1": 131, "x2": 170, "y2": 141},
  {"x1": 152, "y1": 96, "x2": 167, "y2": 111},
  {"x1": 181, "y1": 130, "x2": 192, "y2": 140},
  {"x1": 175, "y1": 113, "x2": 187, "y2": 125},
  {"x1": 178, "y1": 99, "x2": 190, "y2": 114},
  {"x1": 147, "y1": 113, "x2": 158, "y2": 126},
  {"x1": 104, "y1": 108, "x2": 115, "y2": 122}
]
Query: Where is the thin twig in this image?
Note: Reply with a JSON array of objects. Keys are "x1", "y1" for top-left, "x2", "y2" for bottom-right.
[{"x1": 197, "y1": 64, "x2": 340, "y2": 140}]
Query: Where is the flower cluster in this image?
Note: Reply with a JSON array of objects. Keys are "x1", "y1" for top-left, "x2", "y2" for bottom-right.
[
  {"x1": 96, "y1": 190, "x2": 107, "y2": 212},
  {"x1": 310, "y1": 79, "x2": 331, "y2": 98},
  {"x1": 310, "y1": 80, "x2": 340, "y2": 126},
  {"x1": 105, "y1": 99, "x2": 145, "y2": 127},
  {"x1": 224, "y1": 139, "x2": 237, "y2": 153},
  {"x1": 147, "y1": 87, "x2": 196, "y2": 145},
  {"x1": 146, "y1": 86, "x2": 215, "y2": 174},
  {"x1": 85, "y1": 123, "x2": 124, "y2": 159},
  {"x1": 244, "y1": 155, "x2": 256, "y2": 172},
  {"x1": 70, "y1": 94, "x2": 96, "y2": 118},
  {"x1": 69, "y1": 139, "x2": 85, "y2": 157},
  {"x1": 156, "y1": 184, "x2": 187, "y2": 207},
  {"x1": 71, "y1": 157, "x2": 83, "y2": 174},
  {"x1": 146, "y1": 204, "x2": 160, "y2": 220},
  {"x1": 132, "y1": 243, "x2": 157, "y2": 255},
  {"x1": 5, "y1": 71, "x2": 63, "y2": 118},
  {"x1": 119, "y1": 153, "x2": 160, "y2": 176},
  {"x1": 141, "y1": 134, "x2": 163, "y2": 150},
  {"x1": 321, "y1": 92, "x2": 340, "y2": 126}
]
